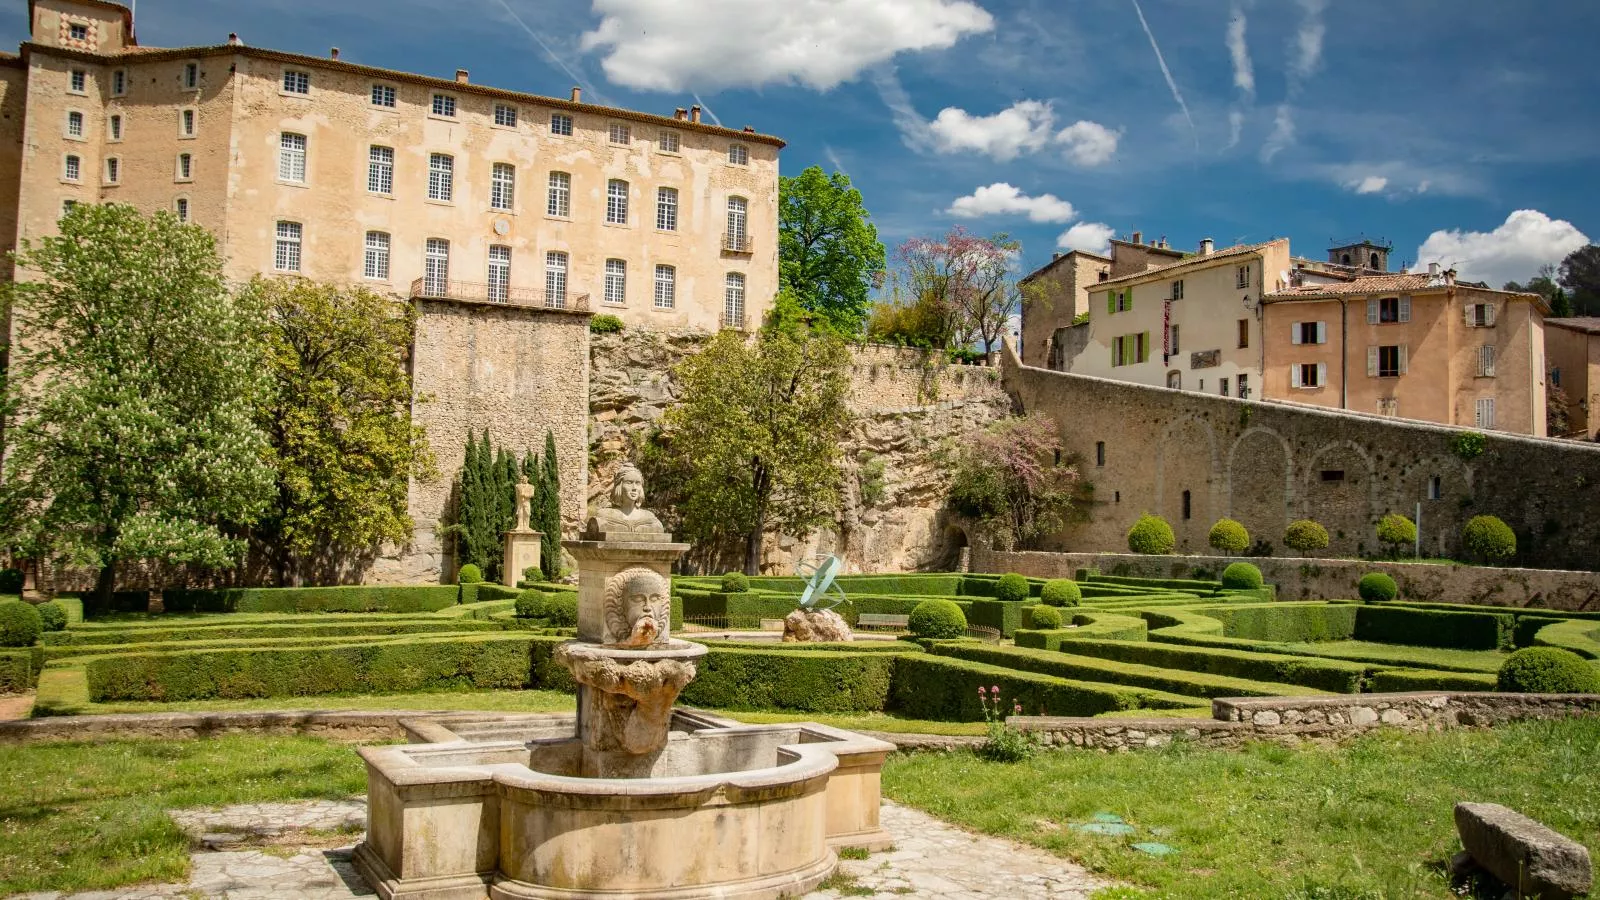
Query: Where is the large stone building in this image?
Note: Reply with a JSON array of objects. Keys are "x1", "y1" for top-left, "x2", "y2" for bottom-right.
[
  {"x1": 3, "y1": 0, "x2": 783, "y2": 332},
  {"x1": 1546, "y1": 317, "x2": 1600, "y2": 439}
]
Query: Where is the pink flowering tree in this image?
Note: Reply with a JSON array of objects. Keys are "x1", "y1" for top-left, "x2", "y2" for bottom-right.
[
  {"x1": 887, "y1": 228, "x2": 1021, "y2": 353},
  {"x1": 947, "y1": 414, "x2": 1086, "y2": 550}
]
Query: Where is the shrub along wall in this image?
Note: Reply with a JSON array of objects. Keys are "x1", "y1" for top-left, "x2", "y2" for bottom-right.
[
  {"x1": 162, "y1": 585, "x2": 465, "y2": 614},
  {"x1": 1353, "y1": 605, "x2": 1513, "y2": 650},
  {"x1": 0, "y1": 647, "x2": 44, "y2": 692},
  {"x1": 1200, "y1": 603, "x2": 1358, "y2": 643},
  {"x1": 931, "y1": 643, "x2": 1327, "y2": 700},
  {"x1": 1059, "y1": 638, "x2": 1369, "y2": 693},
  {"x1": 680, "y1": 648, "x2": 899, "y2": 712},
  {"x1": 888, "y1": 653, "x2": 1198, "y2": 720},
  {"x1": 1364, "y1": 668, "x2": 1500, "y2": 692},
  {"x1": 42, "y1": 619, "x2": 502, "y2": 647},
  {"x1": 965, "y1": 598, "x2": 1040, "y2": 636}
]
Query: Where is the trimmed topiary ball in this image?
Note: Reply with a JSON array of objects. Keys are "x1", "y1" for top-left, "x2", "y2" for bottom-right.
[
  {"x1": 514, "y1": 590, "x2": 543, "y2": 618},
  {"x1": 1220, "y1": 562, "x2": 1263, "y2": 590},
  {"x1": 0, "y1": 568, "x2": 23, "y2": 594},
  {"x1": 1027, "y1": 605, "x2": 1063, "y2": 629},
  {"x1": 1357, "y1": 572, "x2": 1398, "y2": 603},
  {"x1": 522, "y1": 566, "x2": 544, "y2": 584},
  {"x1": 541, "y1": 592, "x2": 579, "y2": 628},
  {"x1": 720, "y1": 572, "x2": 750, "y2": 593},
  {"x1": 1208, "y1": 519, "x2": 1250, "y2": 555},
  {"x1": 908, "y1": 599, "x2": 967, "y2": 639},
  {"x1": 457, "y1": 563, "x2": 483, "y2": 585},
  {"x1": 1375, "y1": 514, "x2": 1417, "y2": 555},
  {"x1": 1463, "y1": 515, "x2": 1517, "y2": 565},
  {"x1": 1496, "y1": 647, "x2": 1600, "y2": 694},
  {"x1": 1040, "y1": 579, "x2": 1081, "y2": 607},
  {"x1": 1284, "y1": 519, "x2": 1330, "y2": 555},
  {"x1": 0, "y1": 600, "x2": 42, "y2": 647},
  {"x1": 1127, "y1": 514, "x2": 1176, "y2": 554},
  {"x1": 994, "y1": 573, "x2": 1030, "y2": 603},
  {"x1": 35, "y1": 600, "x2": 67, "y2": 632}
]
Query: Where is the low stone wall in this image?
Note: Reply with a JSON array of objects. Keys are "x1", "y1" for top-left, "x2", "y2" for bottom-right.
[
  {"x1": 1010, "y1": 692, "x2": 1600, "y2": 752},
  {"x1": 973, "y1": 549, "x2": 1600, "y2": 612},
  {"x1": 0, "y1": 709, "x2": 451, "y2": 744}
]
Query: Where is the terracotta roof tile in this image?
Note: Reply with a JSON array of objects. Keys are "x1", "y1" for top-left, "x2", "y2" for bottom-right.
[
  {"x1": 1094, "y1": 240, "x2": 1283, "y2": 288},
  {"x1": 1265, "y1": 273, "x2": 1541, "y2": 303},
  {"x1": 1548, "y1": 317, "x2": 1600, "y2": 335}
]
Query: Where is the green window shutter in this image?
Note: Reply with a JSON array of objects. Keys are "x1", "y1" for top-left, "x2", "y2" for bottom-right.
[
  {"x1": 1126, "y1": 291, "x2": 1133, "y2": 312},
  {"x1": 1107, "y1": 292, "x2": 1115, "y2": 315}
]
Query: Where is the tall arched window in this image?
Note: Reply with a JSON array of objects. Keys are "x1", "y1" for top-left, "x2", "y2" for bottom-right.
[
  {"x1": 487, "y1": 245, "x2": 511, "y2": 302},
  {"x1": 423, "y1": 238, "x2": 449, "y2": 295},
  {"x1": 726, "y1": 196, "x2": 748, "y2": 250}
]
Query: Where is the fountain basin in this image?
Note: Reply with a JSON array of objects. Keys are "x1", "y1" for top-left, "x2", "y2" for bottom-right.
[{"x1": 354, "y1": 711, "x2": 895, "y2": 900}]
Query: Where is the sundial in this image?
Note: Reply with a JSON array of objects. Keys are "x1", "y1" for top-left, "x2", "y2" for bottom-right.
[{"x1": 795, "y1": 555, "x2": 847, "y2": 611}]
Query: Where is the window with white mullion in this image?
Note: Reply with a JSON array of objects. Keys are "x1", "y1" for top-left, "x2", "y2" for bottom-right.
[
  {"x1": 493, "y1": 104, "x2": 518, "y2": 127},
  {"x1": 367, "y1": 146, "x2": 394, "y2": 194},
  {"x1": 724, "y1": 272, "x2": 746, "y2": 323},
  {"x1": 547, "y1": 172, "x2": 571, "y2": 217},
  {"x1": 653, "y1": 265, "x2": 675, "y2": 309},
  {"x1": 282, "y1": 70, "x2": 310, "y2": 94},
  {"x1": 279, "y1": 133, "x2": 307, "y2": 182},
  {"x1": 363, "y1": 231, "x2": 390, "y2": 280},
  {"x1": 487, "y1": 245, "x2": 511, "y2": 302},
  {"x1": 274, "y1": 221, "x2": 302, "y2": 272},
  {"x1": 490, "y1": 163, "x2": 516, "y2": 211},
  {"x1": 423, "y1": 238, "x2": 450, "y2": 296},
  {"x1": 726, "y1": 196, "x2": 748, "y2": 245},
  {"x1": 370, "y1": 84, "x2": 396, "y2": 107},
  {"x1": 606, "y1": 179, "x2": 628, "y2": 224},
  {"x1": 604, "y1": 259, "x2": 626, "y2": 305},
  {"x1": 545, "y1": 252, "x2": 568, "y2": 307},
  {"x1": 428, "y1": 153, "x2": 453, "y2": 202},
  {"x1": 655, "y1": 187, "x2": 678, "y2": 231}
]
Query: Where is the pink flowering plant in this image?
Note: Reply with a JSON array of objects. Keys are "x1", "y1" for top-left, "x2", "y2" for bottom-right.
[{"x1": 976, "y1": 684, "x2": 1038, "y2": 762}]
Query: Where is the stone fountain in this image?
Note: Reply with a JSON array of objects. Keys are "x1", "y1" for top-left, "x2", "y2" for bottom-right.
[{"x1": 353, "y1": 464, "x2": 894, "y2": 900}]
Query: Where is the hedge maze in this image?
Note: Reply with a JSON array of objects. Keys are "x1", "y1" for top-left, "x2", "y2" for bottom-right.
[{"x1": 16, "y1": 571, "x2": 1600, "y2": 722}]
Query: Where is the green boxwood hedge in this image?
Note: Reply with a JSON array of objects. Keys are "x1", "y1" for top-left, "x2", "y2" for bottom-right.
[
  {"x1": 43, "y1": 618, "x2": 502, "y2": 649},
  {"x1": 1354, "y1": 605, "x2": 1513, "y2": 651},
  {"x1": 1365, "y1": 668, "x2": 1498, "y2": 693},
  {"x1": 932, "y1": 643, "x2": 1329, "y2": 700},
  {"x1": 966, "y1": 598, "x2": 1039, "y2": 637},
  {"x1": 1529, "y1": 619, "x2": 1600, "y2": 660},
  {"x1": 0, "y1": 646, "x2": 44, "y2": 692},
  {"x1": 681, "y1": 648, "x2": 897, "y2": 712},
  {"x1": 163, "y1": 585, "x2": 464, "y2": 614},
  {"x1": 1497, "y1": 647, "x2": 1600, "y2": 693},
  {"x1": 1040, "y1": 579, "x2": 1082, "y2": 607},
  {"x1": 1024, "y1": 605, "x2": 1063, "y2": 630},
  {"x1": 1201, "y1": 603, "x2": 1358, "y2": 643},
  {"x1": 888, "y1": 654, "x2": 1196, "y2": 721},
  {"x1": 1061, "y1": 638, "x2": 1368, "y2": 693}
]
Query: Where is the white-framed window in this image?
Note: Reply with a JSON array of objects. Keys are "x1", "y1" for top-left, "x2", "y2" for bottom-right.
[
  {"x1": 69, "y1": 69, "x2": 86, "y2": 94},
  {"x1": 547, "y1": 171, "x2": 570, "y2": 217},
  {"x1": 427, "y1": 153, "x2": 453, "y2": 201},
  {"x1": 493, "y1": 104, "x2": 518, "y2": 127},
  {"x1": 274, "y1": 221, "x2": 302, "y2": 272},
  {"x1": 104, "y1": 157, "x2": 119, "y2": 184},
  {"x1": 606, "y1": 179, "x2": 628, "y2": 224},
  {"x1": 490, "y1": 163, "x2": 515, "y2": 211},
  {"x1": 726, "y1": 196, "x2": 748, "y2": 247},
  {"x1": 1237, "y1": 373, "x2": 1250, "y2": 399},
  {"x1": 1291, "y1": 362, "x2": 1326, "y2": 388},
  {"x1": 1236, "y1": 264, "x2": 1250, "y2": 288},
  {"x1": 550, "y1": 112, "x2": 573, "y2": 136},
  {"x1": 363, "y1": 231, "x2": 390, "y2": 280},
  {"x1": 1478, "y1": 344, "x2": 1496, "y2": 377},
  {"x1": 66, "y1": 110, "x2": 84, "y2": 138},
  {"x1": 1367, "y1": 345, "x2": 1408, "y2": 378},
  {"x1": 111, "y1": 69, "x2": 126, "y2": 96},
  {"x1": 282, "y1": 70, "x2": 310, "y2": 95},
  {"x1": 371, "y1": 84, "x2": 396, "y2": 107},
  {"x1": 184, "y1": 62, "x2": 198, "y2": 89},
  {"x1": 1466, "y1": 303, "x2": 1497, "y2": 327},
  {"x1": 1475, "y1": 398, "x2": 1496, "y2": 430},
  {"x1": 68, "y1": 23, "x2": 88, "y2": 42},
  {"x1": 728, "y1": 143, "x2": 749, "y2": 165},
  {"x1": 1291, "y1": 321, "x2": 1327, "y2": 345},
  {"x1": 61, "y1": 199, "x2": 78, "y2": 218},
  {"x1": 1427, "y1": 475, "x2": 1443, "y2": 501},
  {"x1": 1104, "y1": 289, "x2": 1131, "y2": 313},
  {"x1": 724, "y1": 272, "x2": 746, "y2": 324},
  {"x1": 367, "y1": 145, "x2": 393, "y2": 194},
  {"x1": 109, "y1": 114, "x2": 122, "y2": 141},
  {"x1": 1171, "y1": 279, "x2": 1184, "y2": 300},
  {"x1": 278, "y1": 133, "x2": 306, "y2": 182},
  {"x1": 604, "y1": 259, "x2": 626, "y2": 305},
  {"x1": 175, "y1": 197, "x2": 189, "y2": 222},
  {"x1": 423, "y1": 238, "x2": 450, "y2": 295},
  {"x1": 487, "y1": 245, "x2": 512, "y2": 302},
  {"x1": 654, "y1": 264, "x2": 675, "y2": 309},
  {"x1": 1369, "y1": 296, "x2": 1411, "y2": 324},
  {"x1": 657, "y1": 130, "x2": 679, "y2": 153},
  {"x1": 63, "y1": 154, "x2": 80, "y2": 181},
  {"x1": 431, "y1": 94, "x2": 456, "y2": 117},
  {"x1": 544, "y1": 251, "x2": 568, "y2": 306},
  {"x1": 180, "y1": 108, "x2": 196, "y2": 137},
  {"x1": 608, "y1": 122, "x2": 631, "y2": 145},
  {"x1": 177, "y1": 152, "x2": 192, "y2": 181},
  {"x1": 655, "y1": 187, "x2": 678, "y2": 231},
  {"x1": 1168, "y1": 324, "x2": 1179, "y2": 353}
]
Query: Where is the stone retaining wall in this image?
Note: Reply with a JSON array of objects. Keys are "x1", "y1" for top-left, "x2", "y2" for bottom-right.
[
  {"x1": 1011, "y1": 692, "x2": 1600, "y2": 752},
  {"x1": 0, "y1": 709, "x2": 435, "y2": 744},
  {"x1": 973, "y1": 549, "x2": 1600, "y2": 612}
]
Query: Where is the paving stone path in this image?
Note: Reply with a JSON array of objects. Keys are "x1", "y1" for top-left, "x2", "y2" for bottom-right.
[{"x1": 10, "y1": 798, "x2": 1110, "y2": 899}]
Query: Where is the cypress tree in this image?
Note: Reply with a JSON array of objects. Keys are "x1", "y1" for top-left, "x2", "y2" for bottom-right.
[
  {"x1": 472, "y1": 430, "x2": 495, "y2": 574},
  {"x1": 539, "y1": 429, "x2": 562, "y2": 580},
  {"x1": 457, "y1": 431, "x2": 481, "y2": 573}
]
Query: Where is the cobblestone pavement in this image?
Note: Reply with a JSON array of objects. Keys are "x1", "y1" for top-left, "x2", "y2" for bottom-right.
[{"x1": 10, "y1": 798, "x2": 1110, "y2": 899}]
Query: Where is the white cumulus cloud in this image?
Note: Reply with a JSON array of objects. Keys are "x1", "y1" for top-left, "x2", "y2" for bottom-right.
[
  {"x1": 1414, "y1": 210, "x2": 1590, "y2": 288},
  {"x1": 948, "y1": 183, "x2": 1076, "y2": 223},
  {"x1": 1349, "y1": 176, "x2": 1388, "y2": 195},
  {"x1": 580, "y1": 0, "x2": 994, "y2": 92},
  {"x1": 1057, "y1": 222, "x2": 1115, "y2": 256},
  {"x1": 1056, "y1": 120, "x2": 1120, "y2": 166},
  {"x1": 927, "y1": 101, "x2": 1056, "y2": 162}
]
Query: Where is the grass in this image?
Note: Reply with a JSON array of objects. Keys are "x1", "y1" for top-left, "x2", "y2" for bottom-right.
[
  {"x1": 0, "y1": 734, "x2": 367, "y2": 895},
  {"x1": 883, "y1": 717, "x2": 1600, "y2": 899},
  {"x1": 1272, "y1": 640, "x2": 1509, "y2": 673}
]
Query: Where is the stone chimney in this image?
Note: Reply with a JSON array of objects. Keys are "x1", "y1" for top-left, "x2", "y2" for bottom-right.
[
  {"x1": 455, "y1": 69, "x2": 469, "y2": 84},
  {"x1": 571, "y1": 86, "x2": 582, "y2": 103},
  {"x1": 690, "y1": 105, "x2": 702, "y2": 123},
  {"x1": 1199, "y1": 238, "x2": 1214, "y2": 256},
  {"x1": 674, "y1": 108, "x2": 688, "y2": 121},
  {"x1": 1052, "y1": 252, "x2": 1063, "y2": 260},
  {"x1": 1132, "y1": 230, "x2": 1143, "y2": 245},
  {"x1": 330, "y1": 47, "x2": 340, "y2": 60},
  {"x1": 1428, "y1": 262, "x2": 1439, "y2": 276},
  {"x1": 227, "y1": 32, "x2": 241, "y2": 46},
  {"x1": 743, "y1": 126, "x2": 755, "y2": 133}
]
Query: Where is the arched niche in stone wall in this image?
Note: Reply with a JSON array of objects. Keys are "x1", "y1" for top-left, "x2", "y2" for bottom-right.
[
  {"x1": 1155, "y1": 414, "x2": 1220, "y2": 551},
  {"x1": 1301, "y1": 440, "x2": 1378, "y2": 556},
  {"x1": 1226, "y1": 426, "x2": 1293, "y2": 548}
]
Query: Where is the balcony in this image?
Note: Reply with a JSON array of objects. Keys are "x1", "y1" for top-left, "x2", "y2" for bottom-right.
[
  {"x1": 720, "y1": 311, "x2": 748, "y2": 331},
  {"x1": 722, "y1": 232, "x2": 753, "y2": 254},
  {"x1": 410, "y1": 278, "x2": 590, "y2": 312}
]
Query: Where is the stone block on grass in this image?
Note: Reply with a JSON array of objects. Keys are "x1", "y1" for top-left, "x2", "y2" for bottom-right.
[{"x1": 1454, "y1": 801, "x2": 1591, "y2": 899}]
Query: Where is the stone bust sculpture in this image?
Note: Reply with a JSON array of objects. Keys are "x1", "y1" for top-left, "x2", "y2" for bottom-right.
[
  {"x1": 602, "y1": 566, "x2": 671, "y2": 648},
  {"x1": 585, "y1": 463, "x2": 665, "y2": 536}
]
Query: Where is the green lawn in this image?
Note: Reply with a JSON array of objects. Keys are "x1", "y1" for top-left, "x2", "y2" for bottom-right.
[
  {"x1": 1272, "y1": 640, "x2": 1509, "y2": 673},
  {"x1": 883, "y1": 717, "x2": 1600, "y2": 899},
  {"x1": 0, "y1": 734, "x2": 367, "y2": 895}
]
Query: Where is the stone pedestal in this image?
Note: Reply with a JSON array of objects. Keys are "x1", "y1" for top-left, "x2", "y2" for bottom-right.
[{"x1": 501, "y1": 530, "x2": 541, "y2": 588}]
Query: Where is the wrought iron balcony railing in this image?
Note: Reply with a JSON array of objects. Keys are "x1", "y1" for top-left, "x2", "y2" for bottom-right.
[
  {"x1": 722, "y1": 232, "x2": 753, "y2": 253},
  {"x1": 410, "y1": 278, "x2": 590, "y2": 312}
]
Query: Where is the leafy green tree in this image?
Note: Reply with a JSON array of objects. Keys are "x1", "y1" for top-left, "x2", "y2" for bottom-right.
[
  {"x1": 1504, "y1": 265, "x2": 1573, "y2": 317},
  {"x1": 244, "y1": 277, "x2": 434, "y2": 585},
  {"x1": 653, "y1": 325, "x2": 852, "y2": 574},
  {"x1": 948, "y1": 414, "x2": 1086, "y2": 550},
  {"x1": 0, "y1": 205, "x2": 274, "y2": 611},
  {"x1": 1558, "y1": 244, "x2": 1600, "y2": 316},
  {"x1": 779, "y1": 166, "x2": 886, "y2": 335},
  {"x1": 537, "y1": 430, "x2": 561, "y2": 580}
]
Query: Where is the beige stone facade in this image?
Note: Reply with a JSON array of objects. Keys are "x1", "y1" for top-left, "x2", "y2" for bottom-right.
[
  {"x1": 1545, "y1": 318, "x2": 1600, "y2": 440},
  {"x1": 7, "y1": 0, "x2": 783, "y2": 334},
  {"x1": 1017, "y1": 249, "x2": 1109, "y2": 367},
  {"x1": 1263, "y1": 271, "x2": 1548, "y2": 436}
]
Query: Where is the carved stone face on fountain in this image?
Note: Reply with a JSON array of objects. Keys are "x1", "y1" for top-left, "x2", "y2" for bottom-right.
[
  {"x1": 603, "y1": 567, "x2": 671, "y2": 648},
  {"x1": 585, "y1": 463, "x2": 666, "y2": 540}
]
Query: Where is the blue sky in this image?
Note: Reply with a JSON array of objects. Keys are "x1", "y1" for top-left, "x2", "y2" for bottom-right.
[{"x1": 9, "y1": 0, "x2": 1599, "y2": 287}]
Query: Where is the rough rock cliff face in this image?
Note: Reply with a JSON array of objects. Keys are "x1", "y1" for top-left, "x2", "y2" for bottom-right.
[{"x1": 587, "y1": 332, "x2": 1011, "y2": 574}]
